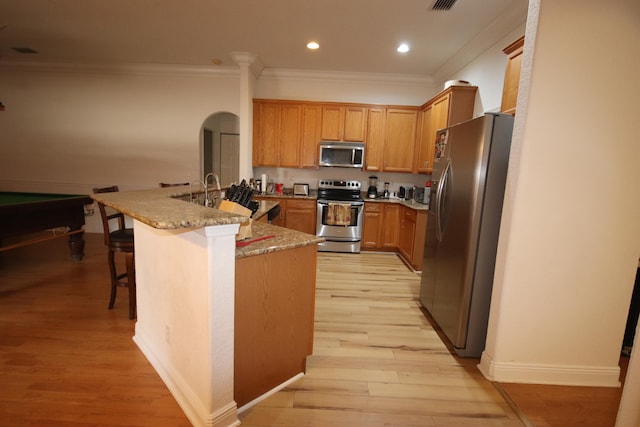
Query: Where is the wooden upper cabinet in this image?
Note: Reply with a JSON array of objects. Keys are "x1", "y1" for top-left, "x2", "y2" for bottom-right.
[
  {"x1": 501, "y1": 36, "x2": 525, "y2": 115},
  {"x1": 413, "y1": 86, "x2": 476, "y2": 174},
  {"x1": 415, "y1": 105, "x2": 433, "y2": 173},
  {"x1": 321, "y1": 105, "x2": 367, "y2": 141},
  {"x1": 383, "y1": 108, "x2": 418, "y2": 173},
  {"x1": 253, "y1": 100, "x2": 279, "y2": 167},
  {"x1": 343, "y1": 107, "x2": 367, "y2": 141},
  {"x1": 253, "y1": 100, "x2": 318, "y2": 168},
  {"x1": 301, "y1": 104, "x2": 322, "y2": 168},
  {"x1": 279, "y1": 103, "x2": 302, "y2": 168},
  {"x1": 365, "y1": 107, "x2": 385, "y2": 171}
]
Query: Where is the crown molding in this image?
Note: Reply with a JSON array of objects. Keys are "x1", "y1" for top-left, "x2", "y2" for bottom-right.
[
  {"x1": 260, "y1": 68, "x2": 433, "y2": 87},
  {"x1": 229, "y1": 52, "x2": 264, "y2": 78},
  {"x1": 0, "y1": 60, "x2": 240, "y2": 78},
  {"x1": 433, "y1": 1, "x2": 528, "y2": 83}
]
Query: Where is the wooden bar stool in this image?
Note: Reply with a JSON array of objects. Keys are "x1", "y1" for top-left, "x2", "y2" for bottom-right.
[{"x1": 92, "y1": 186, "x2": 136, "y2": 319}]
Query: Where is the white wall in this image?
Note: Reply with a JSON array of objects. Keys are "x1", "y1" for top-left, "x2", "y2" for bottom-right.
[
  {"x1": 0, "y1": 63, "x2": 240, "y2": 232},
  {"x1": 480, "y1": 0, "x2": 640, "y2": 387},
  {"x1": 439, "y1": 23, "x2": 526, "y2": 115},
  {"x1": 0, "y1": 64, "x2": 240, "y2": 192},
  {"x1": 255, "y1": 69, "x2": 435, "y2": 106}
]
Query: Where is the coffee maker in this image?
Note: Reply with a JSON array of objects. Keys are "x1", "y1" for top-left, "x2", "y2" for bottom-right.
[{"x1": 367, "y1": 176, "x2": 378, "y2": 199}]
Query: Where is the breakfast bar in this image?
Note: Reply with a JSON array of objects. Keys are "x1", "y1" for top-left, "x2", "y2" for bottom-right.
[{"x1": 90, "y1": 187, "x2": 322, "y2": 427}]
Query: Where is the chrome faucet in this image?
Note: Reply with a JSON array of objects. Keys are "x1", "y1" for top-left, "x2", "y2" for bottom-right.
[{"x1": 203, "y1": 172, "x2": 221, "y2": 207}]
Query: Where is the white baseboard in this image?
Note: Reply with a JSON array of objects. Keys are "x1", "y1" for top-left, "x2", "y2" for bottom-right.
[
  {"x1": 478, "y1": 352, "x2": 621, "y2": 387},
  {"x1": 237, "y1": 372, "x2": 305, "y2": 414},
  {"x1": 133, "y1": 327, "x2": 240, "y2": 427}
]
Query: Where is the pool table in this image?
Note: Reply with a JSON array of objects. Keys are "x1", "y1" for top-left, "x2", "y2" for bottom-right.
[{"x1": 0, "y1": 191, "x2": 93, "y2": 260}]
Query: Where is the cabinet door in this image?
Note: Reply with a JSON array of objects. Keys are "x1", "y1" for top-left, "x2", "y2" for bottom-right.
[
  {"x1": 320, "y1": 105, "x2": 343, "y2": 140},
  {"x1": 382, "y1": 204, "x2": 400, "y2": 248},
  {"x1": 343, "y1": 107, "x2": 367, "y2": 141},
  {"x1": 279, "y1": 104, "x2": 302, "y2": 168},
  {"x1": 501, "y1": 36, "x2": 525, "y2": 115},
  {"x1": 398, "y1": 207, "x2": 416, "y2": 262},
  {"x1": 253, "y1": 101, "x2": 279, "y2": 167},
  {"x1": 415, "y1": 106, "x2": 434, "y2": 173},
  {"x1": 362, "y1": 202, "x2": 383, "y2": 248},
  {"x1": 431, "y1": 94, "x2": 450, "y2": 134},
  {"x1": 285, "y1": 199, "x2": 316, "y2": 234},
  {"x1": 301, "y1": 105, "x2": 322, "y2": 168},
  {"x1": 383, "y1": 108, "x2": 418, "y2": 172},
  {"x1": 365, "y1": 107, "x2": 385, "y2": 171}
]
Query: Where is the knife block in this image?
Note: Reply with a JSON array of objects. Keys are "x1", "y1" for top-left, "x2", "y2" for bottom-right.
[{"x1": 219, "y1": 200, "x2": 252, "y2": 240}]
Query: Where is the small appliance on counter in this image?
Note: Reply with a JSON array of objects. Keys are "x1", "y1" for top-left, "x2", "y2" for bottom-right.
[
  {"x1": 398, "y1": 186, "x2": 415, "y2": 200},
  {"x1": 293, "y1": 183, "x2": 309, "y2": 196},
  {"x1": 367, "y1": 176, "x2": 378, "y2": 199},
  {"x1": 382, "y1": 182, "x2": 390, "y2": 199},
  {"x1": 413, "y1": 186, "x2": 430, "y2": 205}
]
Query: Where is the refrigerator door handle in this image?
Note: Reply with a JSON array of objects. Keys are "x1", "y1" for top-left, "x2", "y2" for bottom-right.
[{"x1": 435, "y1": 159, "x2": 451, "y2": 242}]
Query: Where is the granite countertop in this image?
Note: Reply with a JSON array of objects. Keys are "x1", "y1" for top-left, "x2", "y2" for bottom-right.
[
  {"x1": 90, "y1": 186, "x2": 323, "y2": 258},
  {"x1": 90, "y1": 186, "x2": 249, "y2": 229},
  {"x1": 254, "y1": 190, "x2": 317, "y2": 200},
  {"x1": 235, "y1": 221, "x2": 324, "y2": 259},
  {"x1": 363, "y1": 197, "x2": 430, "y2": 211},
  {"x1": 257, "y1": 190, "x2": 429, "y2": 211}
]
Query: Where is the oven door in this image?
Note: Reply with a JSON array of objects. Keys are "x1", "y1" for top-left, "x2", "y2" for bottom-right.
[{"x1": 316, "y1": 200, "x2": 364, "y2": 240}]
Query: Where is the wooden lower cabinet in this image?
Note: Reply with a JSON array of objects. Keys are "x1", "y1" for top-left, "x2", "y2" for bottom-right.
[
  {"x1": 362, "y1": 202, "x2": 400, "y2": 250},
  {"x1": 382, "y1": 204, "x2": 400, "y2": 248},
  {"x1": 285, "y1": 199, "x2": 316, "y2": 234},
  {"x1": 362, "y1": 202, "x2": 383, "y2": 248},
  {"x1": 362, "y1": 202, "x2": 425, "y2": 270},
  {"x1": 398, "y1": 207, "x2": 417, "y2": 261},
  {"x1": 398, "y1": 205, "x2": 427, "y2": 271},
  {"x1": 235, "y1": 244, "x2": 317, "y2": 407},
  {"x1": 363, "y1": 204, "x2": 428, "y2": 271},
  {"x1": 256, "y1": 197, "x2": 317, "y2": 235}
]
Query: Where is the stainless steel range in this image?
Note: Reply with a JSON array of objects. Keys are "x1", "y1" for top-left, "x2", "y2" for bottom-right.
[{"x1": 316, "y1": 179, "x2": 364, "y2": 253}]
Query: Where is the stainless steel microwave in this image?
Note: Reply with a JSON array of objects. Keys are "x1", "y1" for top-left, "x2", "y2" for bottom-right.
[{"x1": 318, "y1": 142, "x2": 365, "y2": 168}]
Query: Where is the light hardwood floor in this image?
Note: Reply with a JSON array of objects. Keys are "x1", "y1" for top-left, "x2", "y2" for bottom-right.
[
  {"x1": 239, "y1": 251, "x2": 524, "y2": 427},
  {"x1": 0, "y1": 234, "x2": 626, "y2": 426}
]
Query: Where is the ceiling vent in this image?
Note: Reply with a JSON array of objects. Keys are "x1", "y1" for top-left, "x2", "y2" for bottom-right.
[{"x1": 432, "y1": 0, "x2": 457, "y2": 10}]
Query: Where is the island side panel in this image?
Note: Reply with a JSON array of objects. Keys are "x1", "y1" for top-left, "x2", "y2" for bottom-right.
[
  {"x1": 132, "y1": 220, "x2": 241, "y2": 427},
  {"x1": 234, "y1": 244, "x2": 318, "y2": 408}
]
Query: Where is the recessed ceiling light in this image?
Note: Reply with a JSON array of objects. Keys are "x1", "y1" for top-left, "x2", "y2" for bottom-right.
[
  {"x1": 306, "y1": 41, "x2": 320, "y2": 50},
  {"x1": 397, "y1": 43, "x2": 410, "y2": 53}
]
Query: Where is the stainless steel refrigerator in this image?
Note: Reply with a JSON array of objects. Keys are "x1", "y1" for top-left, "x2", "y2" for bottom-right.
[{"x1": 420, "y1": 113, "x2": 514, "y2": 358}]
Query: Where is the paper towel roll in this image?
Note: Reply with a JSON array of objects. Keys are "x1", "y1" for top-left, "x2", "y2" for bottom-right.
[{"x1": 261, "y1": 174, "x2": 267, "y2": 193}]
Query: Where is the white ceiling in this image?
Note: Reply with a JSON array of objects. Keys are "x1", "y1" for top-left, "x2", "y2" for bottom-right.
[{"x1": 0, "y1": 0, "x2": 528, "y2": 76}]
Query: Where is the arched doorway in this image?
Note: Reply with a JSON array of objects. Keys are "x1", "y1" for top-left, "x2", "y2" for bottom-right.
[{"x1": 201, "y1": 112, "x2": 240, "y2": 187}]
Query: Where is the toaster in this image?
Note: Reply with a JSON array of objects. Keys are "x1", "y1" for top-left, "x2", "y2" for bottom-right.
[{"x1": 293, "y1": 183, "x2": 309, "y2": 196}]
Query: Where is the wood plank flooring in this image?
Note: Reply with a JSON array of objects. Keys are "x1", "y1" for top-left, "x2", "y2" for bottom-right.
[
  {"x1": 0, "y1": 234, "x2": 627, "y2": 426},
  {"x1": 0, "y1": 234, "x2": 191, "y2": 426},
  {"x1": 239, "y1": 252, "x2": 525, "y2": 427}
]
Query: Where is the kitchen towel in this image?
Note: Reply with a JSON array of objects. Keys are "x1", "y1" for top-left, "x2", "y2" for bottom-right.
[{"x1": 327, "y1": 203, "x2": 351, "y2": 226}]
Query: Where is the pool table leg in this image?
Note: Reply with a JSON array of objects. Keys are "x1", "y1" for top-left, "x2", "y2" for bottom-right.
[{"x1": 68, "y1": 229, "x2": 86, "y2": 261}]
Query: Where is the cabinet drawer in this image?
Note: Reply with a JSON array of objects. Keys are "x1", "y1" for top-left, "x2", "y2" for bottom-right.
[
  {"x1": 287, "y1": 199, "x2": 315, "y2": 210},
  {"x1": 403, "y1": 207, "x2": 417, "y2": 222},
  {"x1": 364, "y1": 203, "x2": 382, "y2": 213}
]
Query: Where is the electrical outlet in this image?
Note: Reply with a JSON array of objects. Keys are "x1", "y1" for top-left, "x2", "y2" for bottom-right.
[{"x1": 165, "y1": 325, "x2": 170, "y2": 343}]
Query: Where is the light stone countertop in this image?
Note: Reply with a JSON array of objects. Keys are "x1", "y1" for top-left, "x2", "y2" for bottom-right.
[
  {"x1": 90, "y1": 186, "x2": 323, "y2": 258},
  {"x1": 90, "y1": 186, "x2": 248, "y2": 229},
  {"x1": 362, "y1": 197, "x2": 430, "y2": 211}
]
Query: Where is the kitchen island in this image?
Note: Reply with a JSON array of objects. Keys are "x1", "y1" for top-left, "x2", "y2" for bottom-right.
[{"x1": 90, "y1": 187, "x2": 322, "y2": 427}]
